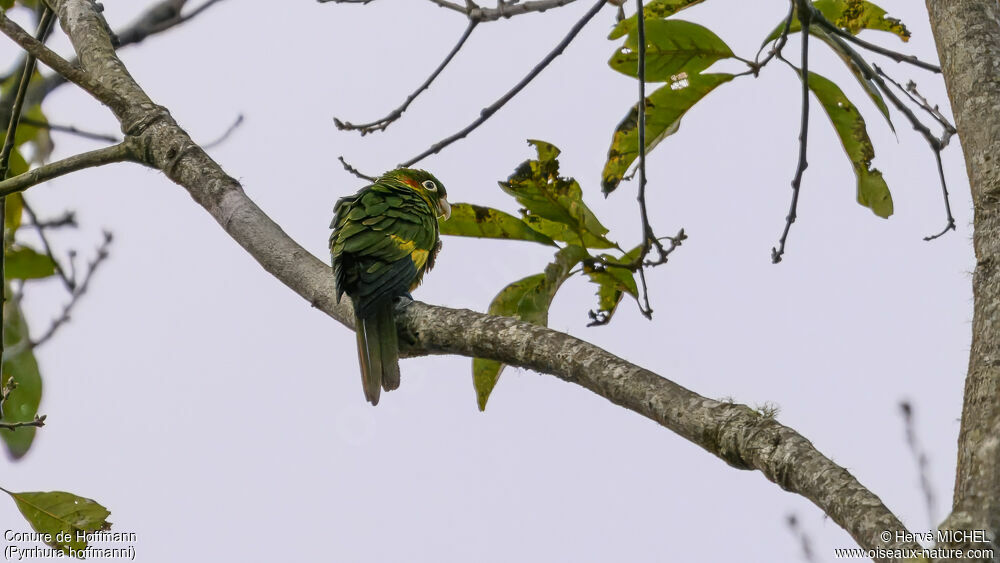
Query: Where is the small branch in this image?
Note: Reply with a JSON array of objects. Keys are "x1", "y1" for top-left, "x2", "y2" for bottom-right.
[
  {"x1": 0, "y1": 141, "x2": 141, "y2": 199},
  {"x1": 26, "y1": 210, "x2": 75, "y2": 230},
  {"x1": 420, "y1": 0, "x2": 579, "y2": 22},
  {"x1": 0, "y1": 377, "x2": 15, "y2": 419},
  {"x1": 201, "y1": 113, "x2": 244, "y2": 149},
  {"x1": 335, "y1": 20, "x2": 478, "y2": 135},
  {"x1": 21, "y1": 198, "x2": 74, "y2": 291},
  {"x1": 0, "y1": 414, "x2": 46, "y2": 431},
  {"x1": 900, "y1": 401, "x2": 937, "y2": 528},
  {"x1": 786, "y1": 514, "x2": 818, "y2": 563},
  {"x1": 397, "y1": 0, "x2": 608, "y2": 167},
  {"x1": 810, "y1": 8, "x2": 941, "y2": 74},
  {"x1": 338, "y1": 156, "x2": 377, "y2": 182},
  {"x1": 632, "y1": 0, "x2": 654, "y2": 318},
  {"x1": 772, "y1": 0, "x2": 811, "y2": 264},
  {"x1": 20, "y1": 116, "x2": 119, "y2": 143},
  {"x1": 31, "y1": 230, "x2": 112, "y2": 349},
  {"x1": 748, "y1": 1, "x2": 795, "y2": 77},
  {"x1": 905, "y1": 80, "x2": 957, "y2": 141},
  {"x1": 923, "y1": 150, "x2": 954, "y2": 241},
  {"x1": 855, "y1": 57, "x2": 956, "y2": 240}
]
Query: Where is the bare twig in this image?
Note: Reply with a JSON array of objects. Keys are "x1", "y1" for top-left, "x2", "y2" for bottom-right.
[
  {"x1": 397, "y1": 0, "x2": 608, "y2": 167},
  {"x1": 786, "y1": 514, "x2": 818, "y2": 563},
  {"x1": 748, "y1": 1, "x2": 795, "y2": 77},
  {"x1": 201, "y1": 113, "x2": 244, "y2": 150},
  {"x1": 772, "y1": 0, "x2": 811, "y2": 264},
  {"x1": 905, "y1": 80, "x2": 957, "y2": 141},
  {"x1": 20, "y1": 116, "x2": 119, "y2": 143},
  {"x1": 0, "y1": 141, "x2": 142, "y2": 199},
  {"x1": 0, "y1": 414, "x2": 46, "y2": 431},
  {"x1": 26, "y1": 210, "x2": 75, "y2": 230},
  {"x1": 421, "y1": 0, "x2": 579, "y2": 21},
  {"x1": 900, "y1": 401, "x2": 937, "y2": 528},
  {"x1": 0, "y1": 377, "x2": 14, "y2": 420},
  {"x1": 31, "y1": 230, "x2": 112, "y2": 348},
  {"x1": 809, "y1": 7, "x2": 941, "y2": 74},
  {"x1": 338, "y1": 156, "x2": 377, "y2": 182},
  {"x1": 335, "y1": 20, "x2": 478, "y2": 135},
  {"x1": 21, "y1": 198, "x2": 74, "y2": 291}
]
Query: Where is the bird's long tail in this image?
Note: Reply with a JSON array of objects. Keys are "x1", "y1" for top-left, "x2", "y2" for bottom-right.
[{"x1": 355, "y1": 302, "x2": 400, "y2": 406}]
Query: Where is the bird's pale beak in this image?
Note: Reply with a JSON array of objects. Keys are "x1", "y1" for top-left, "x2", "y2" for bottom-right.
[{"x1": 437, "y1": 197, "x2": 452, "y2": 220}]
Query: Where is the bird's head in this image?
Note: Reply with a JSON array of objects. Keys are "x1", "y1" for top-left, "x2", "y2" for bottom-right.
[{"x1": 382, "y1": 168, "x2": 451, "y2": 220}]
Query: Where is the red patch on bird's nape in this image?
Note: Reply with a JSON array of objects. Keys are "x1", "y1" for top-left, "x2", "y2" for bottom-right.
[{"x1": 401, "y1": 177, "x2": 421, "y2": 191}]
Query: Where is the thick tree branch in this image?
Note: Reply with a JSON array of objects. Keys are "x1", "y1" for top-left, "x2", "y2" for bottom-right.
[
  {"x1": 43, "y1": 0, "x2": 922, "y2": 558},
  {"x1": 926, "y1": 1, "x2": 1000, "y2": 559}
]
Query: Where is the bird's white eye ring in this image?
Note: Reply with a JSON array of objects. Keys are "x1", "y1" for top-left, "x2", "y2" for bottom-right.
[{"x1": 422, "y1": 180, "x2": 438, "y2": 192}]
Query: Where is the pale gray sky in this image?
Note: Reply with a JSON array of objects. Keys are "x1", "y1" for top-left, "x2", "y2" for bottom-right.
[{"x1": 0, "y1": 1, "x2": 972, "y2": 561}]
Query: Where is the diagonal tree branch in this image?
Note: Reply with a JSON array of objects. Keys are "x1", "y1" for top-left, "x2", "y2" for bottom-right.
[
  {"x1": 334, "y1": 19, "x2": 478, "y2": 135},
  {"x1": 397, "y1": 0, "x2": 608, "y2": 167},
  {"x1": 32, "y1": 1, "x2": 925, "y2": 558}
]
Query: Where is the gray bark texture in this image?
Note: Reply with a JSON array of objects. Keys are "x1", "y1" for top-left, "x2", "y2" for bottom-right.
[
  {"x1": 926, "y1": 1, "x2": 1000, "y2": 561},
  {"x1": 4, "y1": 0, "x2": 939, "y2": 559}
]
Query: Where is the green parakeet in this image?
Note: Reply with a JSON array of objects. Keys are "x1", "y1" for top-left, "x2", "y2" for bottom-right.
[{"x1": 330, "y1": 168, "x2": 451, "y2": 405}]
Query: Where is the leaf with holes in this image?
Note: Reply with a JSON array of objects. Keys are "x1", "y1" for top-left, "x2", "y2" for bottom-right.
[
  {"x1": 3, "y1": 489, "x2": 111, "y2": 553},
  {"x1": 439, "y1": 203, "x2": 556, "y2": 246},
  {"x1": 609, "y1": 0, "x2": 708, "y2": 39},
  {"x1": 811, "y1": 26, "x2": 894, "y2": 132},
  {"x1": 609, "y1": 19, "x2": 733, "y2": 82},
  {"x1": 583, "y1": 245, "x2": 642, "y2": 325},
  {"x1": 763, "y1": 0, "x2": 909, "y2": 44},
  {"x1": 603, "y1": 72, "x2": 734, "y2": 194},
  {"x1": 804, "y1": 70, "x2": 893, "y2": 218},
  {"x1": 473, "y1": 245, "x2": 589, "y2": 410},
  {"x1": 501, "y1": 140, "x2": 614, "y2": 249}
]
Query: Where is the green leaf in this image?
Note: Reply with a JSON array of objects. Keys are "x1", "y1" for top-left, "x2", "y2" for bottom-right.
[
  {"x1": 438, "y1": 203, "x2": 556, "y2": 246},
  {"x1": 3, "y1": 489, "x2": 111, "y2": 553},
  {"x1": 0, "y1": 288, "x2": 42, "y2": 458},
  {"x1": 583, "y1": 245, "x2": 642, "y2": 324},
  {"x1": 602, "y1": 72, "x2": 734, "y2": 194},
  {"x1": 609, "y1": 19, "x2": 733, "y2": 82},
  {"x1": 0, "y1": 0, "x2": 14, "y2": 10},
  {"x1": 5, "y1": 192, "x2": 22, "y2": 232},
  {"x1": 520, "y1": 214, "x2": 615, "y2": 249},
  {"x1": 762, "y1": 0, "x2": 909, "y2": 44},
  {"x1": 501, "y1": 140, "x2": 615, "y2": 249},
  {"x1": 609, "y1": 0, "x2": 708, "y2": 39},
  {"x1": 474, "y1": 245, "x2": 589, "y2": 410},
  {"x1": 804, "y1": 70, "x2": 893, "y2": 218},
  {"x1": 6, "y1": 246, "x2": 56, "y2": 280},
  {"x1": 8, "y1": 147, "x2": 28, "y2": 177}
]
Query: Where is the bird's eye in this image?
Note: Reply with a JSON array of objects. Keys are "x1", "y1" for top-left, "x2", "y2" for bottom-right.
[{"x1": 422, "y1": 180, "x2": 438, "y2": 192}]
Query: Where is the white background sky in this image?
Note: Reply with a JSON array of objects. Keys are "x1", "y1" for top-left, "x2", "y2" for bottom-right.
[{"x1": 0, "y1": 1, "x2": 975, "y2": 561}]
